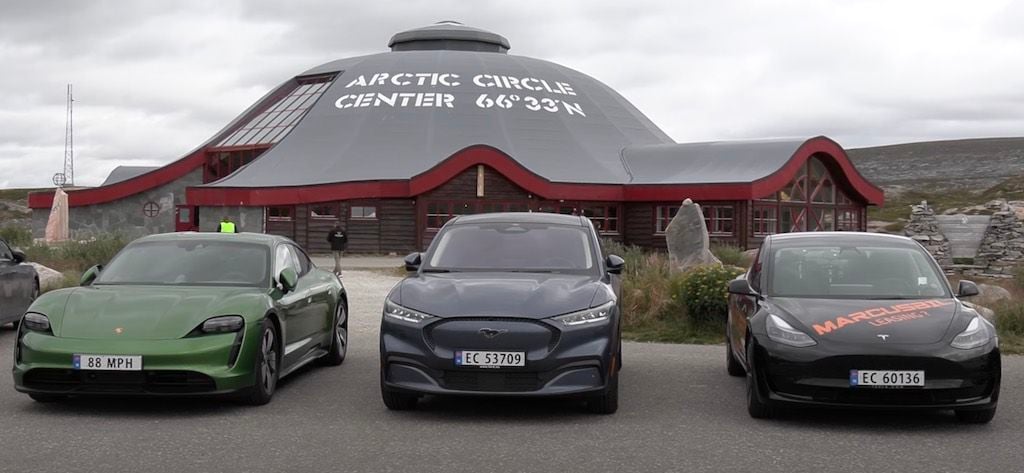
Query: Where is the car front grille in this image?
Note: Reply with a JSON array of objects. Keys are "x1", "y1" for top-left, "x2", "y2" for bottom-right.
[
  {"x1": 443, "y1": 370, "x2": 542, "y2": 392},
  {"x1": 23, "y1": 369, "x2": 217, "y2": 394}
]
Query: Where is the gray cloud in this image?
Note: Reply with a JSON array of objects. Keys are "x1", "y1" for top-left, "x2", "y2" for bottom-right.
[{"x1": 1, "y1": 0, "x2": 1021, "y2": 188}]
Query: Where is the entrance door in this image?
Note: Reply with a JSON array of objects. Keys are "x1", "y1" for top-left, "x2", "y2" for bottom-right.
[{"x1": 175, "y1": 205, "x2": 199, "y2": 232}]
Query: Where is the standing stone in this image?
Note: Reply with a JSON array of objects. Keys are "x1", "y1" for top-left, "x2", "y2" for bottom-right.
[{"x1": 665, "y1": 199, "x2": 721, "y2": 271}]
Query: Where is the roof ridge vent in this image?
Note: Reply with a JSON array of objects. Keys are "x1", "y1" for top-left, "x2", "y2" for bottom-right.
[{"x1": 388, "y1": 22, "x2": 510, "y2": 53}]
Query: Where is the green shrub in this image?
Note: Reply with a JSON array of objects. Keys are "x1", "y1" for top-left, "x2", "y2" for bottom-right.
[
  {"x1": 675, "y1": 265, "x2": 745, "y2": 324},
  {"x1": 710, "y1": 243, "x2": 748, "y2": 267},
  {"x1": 0, "y1": 225, "x2": 33, "y2": 248}
]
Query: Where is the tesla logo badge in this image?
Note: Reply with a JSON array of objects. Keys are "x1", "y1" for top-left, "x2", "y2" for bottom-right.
[
  {"x1": 877, "y1": 334, "x2": 889, "y2": 341},
  {"x1": 479, "y1": 328, "x2": 507, "y2": 339},
  {"x1": 114, "y1": 327, "x2": 124, "y2": 335}
]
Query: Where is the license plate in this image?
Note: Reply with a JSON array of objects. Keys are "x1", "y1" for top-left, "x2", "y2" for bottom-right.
[
  {"x1": 850, "y1": 369, "x2": 924, "y2": 387},
  {"x1": 455, "y1": 350, "x2": 525, "y2": 368},
  {"x1": 73, "y1": 354, "x2": 143, "y2": 371}
]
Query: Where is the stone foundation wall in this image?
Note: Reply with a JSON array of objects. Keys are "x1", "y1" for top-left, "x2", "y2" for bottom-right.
[
  {"x1": 974, "y1": 200, "x2": 1024, "y2": 276},
  {"x1": 905, "y1": 199, "x2": 1024, "y2": 277},
  {"x1": 31, "y1": 168, "x2": 203, "y2": 240},
  {"x1": 903, "y1": 201, "x2": 952, "y2": 266}
]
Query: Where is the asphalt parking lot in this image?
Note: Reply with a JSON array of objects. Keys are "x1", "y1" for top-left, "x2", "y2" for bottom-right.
[{"x1": 1, "y1": 270, "x2": 1021, "y2": 473}]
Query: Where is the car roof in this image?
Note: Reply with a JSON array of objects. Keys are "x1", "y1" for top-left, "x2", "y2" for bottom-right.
[
  {"x1": 132, "y1": 232, "x2": 290, "y2": 246},
  {"x1": 450, "y1": 212, "x2": 588, "y2": 226},
  {"x1": 767, "y1": 231, "x2": 919, "y2": 246}
]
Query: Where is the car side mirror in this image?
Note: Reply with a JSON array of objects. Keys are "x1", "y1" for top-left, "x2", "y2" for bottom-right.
[
  {"x1": 404, "y1": 252, "x2": 422, "y2": 272},
  {"x1": 957, "y1": 280, "x2": 980, "y2": 298},
  {"x1": 279, "y1": 267, "x2": 299, "y2": 293},
  {"x1": 728, "y1": 278, "x2": 756, "y2": 296},
  {"x1": 80, "y1": 264, "x2": 102, "y2": 286},
  {"x1": 11, "y1": 249, "x2": 26, "y2": 264},
  {"x1": 605, "y1": 254, "x2": 625, "y2": 274}
]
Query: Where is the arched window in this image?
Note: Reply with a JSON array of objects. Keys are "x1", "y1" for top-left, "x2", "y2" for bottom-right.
[{"x1": 752, "y1": 155, "x2": 862, "y2": 235}]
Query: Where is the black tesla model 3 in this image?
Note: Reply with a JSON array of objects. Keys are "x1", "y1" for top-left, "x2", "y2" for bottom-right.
[
  {"x1": 727, "y1": 232, "x2": 1000, "y2": 423},
  {"x1": 379, "y1": 212, "x2": 624, "y2": 414}
]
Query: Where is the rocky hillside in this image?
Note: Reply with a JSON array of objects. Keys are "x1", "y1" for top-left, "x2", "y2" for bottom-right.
[
  {"x1": 0, "y1": 188, "x2": 37, "y2": 229},
  {"x1": 848, "y1": 137, "x2": 1024, "y2": 192},
  {"x1": 847, "y1": 137, "x2": 1024, "y2": 225}
]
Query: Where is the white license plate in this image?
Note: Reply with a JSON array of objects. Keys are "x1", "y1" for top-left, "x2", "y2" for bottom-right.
[
  {"x1": 850, "y1": 370, "x2": 924, "y2": 387},
  {"x1": 73, "y1": 354, "x2": 143, "y2": 371},
  {"x1": 455, "y1": 350, "x2": 525, "y2": 368}
]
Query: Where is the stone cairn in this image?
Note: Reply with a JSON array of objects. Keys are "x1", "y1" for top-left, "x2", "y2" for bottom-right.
[
  {"x1": 903, "y1": 201, "x2": 953, "y2": 267},
  {"x1": 974, "y1": 200, "x2": 1024, "y2": 277}
]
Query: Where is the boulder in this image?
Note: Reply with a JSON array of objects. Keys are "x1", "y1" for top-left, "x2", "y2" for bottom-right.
[
  {"x1": 973, "y1": 283, "x2": 1012, "y2": 307},
  {"x1": 27, "y1": 263, "x2": 65, "y2": 291},
  {"x1": 665, "y1": 199, "x2": 721, "y2": 271}
]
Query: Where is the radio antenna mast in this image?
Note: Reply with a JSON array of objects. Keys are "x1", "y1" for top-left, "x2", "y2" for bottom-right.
[
  {"x1": 63, "y1": 84, "x2": 74, "y2": 187},
  {"x1": 53, "y1": 84, "x2": 74, "y2": 188}
]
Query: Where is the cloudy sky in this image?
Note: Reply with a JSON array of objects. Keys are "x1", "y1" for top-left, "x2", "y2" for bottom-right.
[{"x1": 2, "y1": 0, "x2": 1022, "y2": 188}]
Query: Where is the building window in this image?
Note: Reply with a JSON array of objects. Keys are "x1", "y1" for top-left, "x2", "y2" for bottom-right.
[
  {"x1": 751, "y1": 206, "x2": 777, "y2": 236},
  {"x1": 836, "y1": 209, "x2": 860, "y2": 231},
  {"x1": 581, "y1": 205, "x2": 619, "y2": 234},
  {"x1": 654, "y1": 205, "x2": 679, "y2": 233},
  {"x1": 267, "y1": 206, "x2": 294, "y2": 221},
  {"x1": 425, "y1": 201, "x2": 474, "y2": 230},
  {"x1": 310, "y1": 203, "x2": 338, "y2": 219},
  {"x1": 704, "y1": 205, "x2": 735, "y2": 235},
  {"x1": 350, "y1": 206, "x2": 378, "y2": 219},
  {"x1": 215, "y1": 73, "x2": 336, "y2": 148}
]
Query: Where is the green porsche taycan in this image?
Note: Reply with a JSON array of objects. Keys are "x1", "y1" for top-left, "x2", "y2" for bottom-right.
[{"x1": 12, "y1": 232, "x2": 348, "y2": 405}]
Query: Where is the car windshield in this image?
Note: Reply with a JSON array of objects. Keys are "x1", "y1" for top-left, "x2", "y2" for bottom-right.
[
  {"x1": 426, "y1": 222, "x2": 596, "y2": 273},
  {"x1": 768, "y1": 242, "x2": 950, "y2": 299},
  {"x1": 96, "y1": 240, "x2": 271, "y2": 287}
]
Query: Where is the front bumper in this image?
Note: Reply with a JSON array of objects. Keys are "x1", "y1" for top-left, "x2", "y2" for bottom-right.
[
  {"x1": 12, "y1": 326, "x2": 258, "y2": 396},
  {"x1": 380, "y1": 315, "x2": 617, "y2": 397},
  {"x1": 751, "y1": 337, "x2": 1001, "y2": 410}
]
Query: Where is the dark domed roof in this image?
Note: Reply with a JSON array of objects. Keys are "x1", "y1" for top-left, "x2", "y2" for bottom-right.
[
  {"x1": 388, "y1": 21, "x2": 511, "y2": 53},
  {"x1": 203, "y1": 23, "x2": 674, "y2": 189}
]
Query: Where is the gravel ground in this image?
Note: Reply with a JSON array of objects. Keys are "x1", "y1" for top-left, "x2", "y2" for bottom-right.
[{"x1": 0, "y1": 270, "x2": 1022, "y2": 473}]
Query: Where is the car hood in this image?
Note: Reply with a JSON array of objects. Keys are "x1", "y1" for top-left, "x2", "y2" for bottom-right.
[
  {"x1": 766, "y1": 297, "x2": 960, "y2": 344},
  {"x1": 396, "y1": 272, "x2": 605, "y2": 319},
  {"x1": 55, "y1": 285, "x2": 267, "y2": 340}
]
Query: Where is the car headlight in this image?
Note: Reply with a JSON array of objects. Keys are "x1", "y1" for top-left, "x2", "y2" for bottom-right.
[
  {"x1": 384, "y1": 300, "x2": 436, "y2": 324},
  {"x1": 552, "y1": 301, "x2": 615, "y2": 327},
  {"x1": 766, "y1": 314, "x2": 816, "y2": 347},
  {"x1": 951, "y1": 316, "x2": 991, "y2": 350},
  {"x1": 201, "y1": 315, "x2": 245, "y2": 333},
  {"x1": 22, "y1": 312, "x2": 52, "y2": 333}
]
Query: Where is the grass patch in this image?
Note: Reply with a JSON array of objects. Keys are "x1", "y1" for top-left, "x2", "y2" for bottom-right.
[
  {"x1": 25, "y1": 235, "x2": 128, "y2": 273},
  {"x1": 623, "y1": 318, "x2": 724, "y2": 344},
  {"x1": 0, "y1": 225, "x2": 32, "y2": 247}
]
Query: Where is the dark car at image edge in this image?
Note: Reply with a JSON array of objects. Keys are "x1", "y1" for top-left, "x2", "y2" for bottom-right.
[
  {"x1": 726, "y1": 232, "x2": 1000, "y2": 423},
  {"x1": 379, "y1": 212, "x2": 624, "y2": 414}
]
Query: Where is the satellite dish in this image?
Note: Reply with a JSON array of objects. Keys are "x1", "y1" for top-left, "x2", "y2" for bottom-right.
[{"x1": 52, "y1": 172, "x2": 67, "y2": 187}]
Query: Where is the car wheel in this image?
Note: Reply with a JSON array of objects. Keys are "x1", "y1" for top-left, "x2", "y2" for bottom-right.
[
  {"x1": 29, "y1": 393, "x2": 65, "y2": 403},
  {"x1": 321, "y1": 300, "x2": 348, "y2": 366},
  {"x1": 380, "y1": 379, "x2": 418, "y2": 411},
  {"x1": 586, "y1": 370, "x2": 619, "y2": 414},
  {"x1": 244, "y1": 320, "x2": 280, "y2": 406},
  {"x1": 956, "y1": 406, "x2": 996, "y2": 424},
  {"x1": 745, "y1": 339, "x2": 773, "y2": 419}
]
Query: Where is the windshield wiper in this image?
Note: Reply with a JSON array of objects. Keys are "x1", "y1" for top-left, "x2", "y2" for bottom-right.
[{"x1": 421, "y1": 268, "x2": 453, "y2": 273}]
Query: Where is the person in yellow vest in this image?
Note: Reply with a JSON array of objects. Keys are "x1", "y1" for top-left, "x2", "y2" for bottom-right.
[{"x1": 218, "y1": 216, "x2": 237, "y2": 233}]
